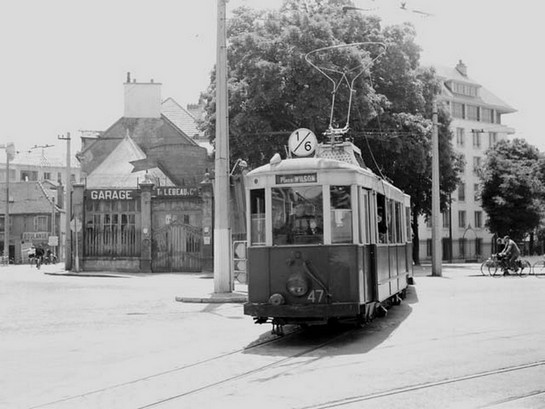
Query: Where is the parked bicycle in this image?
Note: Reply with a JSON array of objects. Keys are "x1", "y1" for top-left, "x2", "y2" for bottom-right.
[{"x1": 488, "y1": 253, "x2": 531, "y2": 277}]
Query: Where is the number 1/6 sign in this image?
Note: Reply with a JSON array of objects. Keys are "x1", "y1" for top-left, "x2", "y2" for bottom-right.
[{"x1": 288, "y1": 128, "x2": 317, "y2": 157}]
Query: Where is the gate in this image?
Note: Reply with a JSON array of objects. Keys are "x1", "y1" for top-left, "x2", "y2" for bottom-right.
[{"x1": 152, "y1": 221, "x2": 202, "y2": 272}]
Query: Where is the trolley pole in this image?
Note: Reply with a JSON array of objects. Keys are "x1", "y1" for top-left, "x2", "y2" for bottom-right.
[
  {"x1": 58, "y1": 133, "x2": 72, "y2": 270},
  {"x1": 431, "y1": 100, "x2": 442, "y2": 276},
  {"x1": 213, "y1": 0, "x2": 233, "y2": 293}
]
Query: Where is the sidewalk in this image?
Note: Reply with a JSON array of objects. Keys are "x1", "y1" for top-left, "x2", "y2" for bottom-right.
[{"x1": 41, "y1": 264, "x2": 248, "y2": 304}]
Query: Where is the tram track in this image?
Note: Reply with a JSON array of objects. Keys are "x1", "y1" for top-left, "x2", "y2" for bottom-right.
[
  {"x1": 298, "y1": 359, "x2": 545, "y2": 409},
  {"x1": 137, "y1": 326, "x2": 359, "y2": 408},
  {"x1": 30, "y1": 325, "x2": 357, "y2": 409},
  {"x1": 29, "y1": 326, "x2": 301, "y2": 409}
]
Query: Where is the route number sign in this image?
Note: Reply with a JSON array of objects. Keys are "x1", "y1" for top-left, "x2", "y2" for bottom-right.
[{"x1": 288, "y1": 128, "x2": 317, "y2": 157}]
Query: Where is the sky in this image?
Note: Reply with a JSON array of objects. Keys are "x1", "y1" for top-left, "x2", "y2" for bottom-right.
[{"x1": 0, "y1": 0, "x2": 543, "y2": 161}]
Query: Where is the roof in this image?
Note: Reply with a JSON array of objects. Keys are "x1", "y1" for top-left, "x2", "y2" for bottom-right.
[
  {"x1": 161, "y1": 98, "x2": 203, "y2": 138},
  {"x1": 0, "y1": 181, "x2": 57, "y2": 214},
  {"x1": 433, "y1": 64, "x2": 516, "y2": 114},
  {"x1": 10, "y1": 146, "x2": 80, "y2": 168},
  {"x1": 85, "y1": 135, "x2": 175, "y2": 189},
  {"x1": 162, "y1": 98, "x2": 213, "y2": 155}
]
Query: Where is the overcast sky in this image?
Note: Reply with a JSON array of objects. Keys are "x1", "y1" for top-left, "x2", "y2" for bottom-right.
[{"x1": 0, "y1": 0, "x2": 542, "y2": 160}]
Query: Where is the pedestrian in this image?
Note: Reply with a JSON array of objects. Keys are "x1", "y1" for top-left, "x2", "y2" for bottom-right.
[
  {"x1": 27, "y1": 246, "x2": 36, "y2": 265},
  {"x1": 35, "y1": 246, "x2": 45, "y2": 269}
]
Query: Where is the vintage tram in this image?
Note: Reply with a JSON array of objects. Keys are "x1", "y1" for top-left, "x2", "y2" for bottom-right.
[{"x1": 243, "y1": 130, "x2": 413, "y2": 333}]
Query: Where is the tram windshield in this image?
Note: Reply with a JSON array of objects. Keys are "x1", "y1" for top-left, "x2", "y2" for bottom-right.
[{"x1": 272, "y1": 186, "x2": 323, "y2": 245}]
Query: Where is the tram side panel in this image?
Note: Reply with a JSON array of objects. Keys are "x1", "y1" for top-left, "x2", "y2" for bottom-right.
[{"x1": 372, "y1": 244, "x2": 410, "y2": 302}]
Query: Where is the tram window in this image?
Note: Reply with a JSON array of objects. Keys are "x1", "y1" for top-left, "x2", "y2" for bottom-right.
[
  {"x1": 395, "y1": 202, "x2": 403, "y2": 243},
  {"x1": 387, "y1": 199, "x2": 395, "y2": 243},
  {"x1": 250, "y1": 189, "x2": 266, "y2": 245},
  {"x1": 377, "y1": 194, "x2": 387, "y2": 243},
  {"x1": 272, "y1": 186, "x2": 323, "y2": 245},
  {"x1": 331, "y1": 186, "x2": 352, "y2": 244},
  {"x1": 360, "y1": 189, "x2": 370, "y2": 244},
  {"x1": 406, "y1": 206, "x2": 412, "y2": 243}
]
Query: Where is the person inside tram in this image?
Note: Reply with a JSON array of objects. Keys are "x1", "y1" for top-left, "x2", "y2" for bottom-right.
[
  {"x1": 287, "y1": 203, "x2": 321, "y2": 243},
  {"x1": 498, "y1": 235, "x2": 521, "y2": 275}
]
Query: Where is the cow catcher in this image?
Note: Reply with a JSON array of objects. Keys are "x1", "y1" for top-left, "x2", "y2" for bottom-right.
[{"x1": 73, "y1": 181, "x2": 213, "y2": 273}]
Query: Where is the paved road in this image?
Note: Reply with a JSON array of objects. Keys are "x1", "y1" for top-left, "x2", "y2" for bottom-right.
[{"x1": 1, "y1": 263, "x2": 544, "y2": 409}]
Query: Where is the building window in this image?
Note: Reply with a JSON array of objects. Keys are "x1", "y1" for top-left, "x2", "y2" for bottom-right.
[
  {"x1": 34, "y1": 216, "x2": 48, "y2": 231},
  {"x1": 0, "y1": 216, "x2": 12, "y2": 231},
  {"x1": 442, "y1": 212, "x2": 450, "y2": 228},
  {"x1": 43, "y1": 172, "x2": 51, "y2": 180},
  {"x1": 452, "y1": 102, "x2": 464, "y2": 119},
  {"x1": 473, "y1": 157, "x2": 482, "y2": 174},
  {"x1": 21, "y1": 170, "x2": 39, "y2": 181},
  {"x1": 474, "y1": 184, "x2": 480, "y2": 201},
  {"x1": 427, "y1": 239, "x2": 432, "y2": 257},
  {"x1": 472, "y1": 131, "x2": 481, "y2": 148},
  {"x1": 458, "y1": 210, "x2": 466, "y2": 228},
  {"x1": 426, "y1": 217, "x2": 432, "y2": 228},
  {"x1": 458, "y1": 183, "x2": 465, "y2": 202},
  {"x1": 495, "y1": 112, "x2": 502, "y2": 124},
  {"x1": 467, "y1": 105, "x2": 479, "y2": 121},
  {"x1": 452, "y1": 82, "x2": 478, "y2": 97},
  {"x1": 481, "y1": 108, "x2": 493, "y2": 123},
  {"x1": 456, "y1": 128, "x2": 465, "y2": 147},
  {"x1": 489, "y1": 132, "x2": 497, "y2": 147},
  {"x1": 475, "y1": 211, "x2": 483, "y2": 228}
]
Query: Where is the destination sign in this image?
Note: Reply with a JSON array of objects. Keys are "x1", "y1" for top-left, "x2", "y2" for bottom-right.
[{"x1": 276, "y1": 173, "x2": 317, "y2": 184}]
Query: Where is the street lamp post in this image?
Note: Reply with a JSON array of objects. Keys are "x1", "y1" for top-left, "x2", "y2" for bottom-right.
[
  {"x1": 58, "y1": 133, "x2": 72, "y2": 270},
  {"x1": 431, "y1": 100, "x2": 442, "y2": 276}
]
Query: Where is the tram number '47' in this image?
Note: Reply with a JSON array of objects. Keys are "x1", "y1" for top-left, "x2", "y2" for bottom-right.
[{"x1": 307, "y1": 289, "x2": 324, "y2": 303}]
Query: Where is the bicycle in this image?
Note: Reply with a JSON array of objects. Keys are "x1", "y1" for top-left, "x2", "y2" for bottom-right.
[
  {"x1": 532, "y1": 257, "x2": 545, "y2": 276},
  {"x1": 488, "y1": 254, "x2": 531, "y2": 277},
  {"x1": 480, "y1": 256, "x2": 497, "y2": 276}
]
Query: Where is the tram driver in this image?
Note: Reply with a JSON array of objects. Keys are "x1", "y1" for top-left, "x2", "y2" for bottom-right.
[{"x1": 287, "y1": 203, "x2": 321, "y2": 243}]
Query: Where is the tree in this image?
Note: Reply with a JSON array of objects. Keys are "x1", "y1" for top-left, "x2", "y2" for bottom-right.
[
  {"x1": 200, "y1": 0, "x2": 462, "y2": 263},
  {"x1": 480, "y1": 138, "x2": 544, "y2": 242}
]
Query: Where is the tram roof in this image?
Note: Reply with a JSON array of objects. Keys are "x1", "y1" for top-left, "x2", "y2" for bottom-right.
[{"x1": 247, "y1": 156, "x2": 409, "y2": 202}]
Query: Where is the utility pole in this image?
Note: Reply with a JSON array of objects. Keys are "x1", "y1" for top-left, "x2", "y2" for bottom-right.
[
  {"x1": 0, "y1": 143, "x2": 14, "y2": 262},
  {"x1": 58, "y1": 133, "x2": 72, "y2": 270},
  {"x1": 431, "y1": 100, "x2": 442, "y2": 276},
  {"x1": 214, "y1": 0, "x2": 233, "y2": 293}
]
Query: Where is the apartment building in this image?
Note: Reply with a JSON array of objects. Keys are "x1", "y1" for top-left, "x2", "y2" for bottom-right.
[{"x1": 418, "y1": 60, "x2": 516, "y2": 262}]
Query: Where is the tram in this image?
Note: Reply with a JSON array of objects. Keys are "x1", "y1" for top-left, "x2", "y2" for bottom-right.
[
  {"x1": 242, "y1": 130, "x2": 413, "y2": 333},
  {"x1": 242, "y1": 43, "x2": 414, "y2": 333}
]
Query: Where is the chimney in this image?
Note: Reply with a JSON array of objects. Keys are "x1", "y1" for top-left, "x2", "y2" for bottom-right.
[
  {"x1": 123, "y1": 73, "x2": 162, "y2": 118},
  {"x1": 456, "y1": 60, "x2": 467, "y2": 77}
]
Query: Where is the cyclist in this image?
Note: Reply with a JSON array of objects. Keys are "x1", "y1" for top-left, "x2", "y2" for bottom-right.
[
  {"x1": 34, "y1": 246, "x2": 45, "y2": 269},
  {"x1": 499, "y1": 235, "x2": 521, "y2": 275}
]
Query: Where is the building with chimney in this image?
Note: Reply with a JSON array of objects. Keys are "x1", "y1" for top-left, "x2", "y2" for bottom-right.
[
  {"x1": 417, "y1": 60, "x2": 516, "y2": 262},
  {"x1": 74, "y1": 74, "x2": 215, "y2": 272}
]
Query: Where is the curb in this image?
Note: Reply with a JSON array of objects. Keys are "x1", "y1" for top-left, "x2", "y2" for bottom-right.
[{"x1": 175, "y1": 293, "x2": 248, "y2": 304}]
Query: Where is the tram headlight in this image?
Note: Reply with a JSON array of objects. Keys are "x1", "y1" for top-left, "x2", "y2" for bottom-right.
[
  {"x1": 269, "y1": 293, "x2": 285, "y2": 305},
  {"x1": 286, "y1": 273, "x2": 310, "y2": 297}
]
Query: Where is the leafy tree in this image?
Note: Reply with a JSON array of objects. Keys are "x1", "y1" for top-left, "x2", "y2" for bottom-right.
[
  {"x1": 480, "y1": 138, "x2": 544, "y2": 242},
  {"x1": 200, "y1": 0, "x2": 462, "y2": 263}
]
